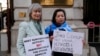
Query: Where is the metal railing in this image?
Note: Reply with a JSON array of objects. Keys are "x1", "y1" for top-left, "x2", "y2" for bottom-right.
[{"x1": 88, "y1": 24, "x2": 100, "y2": 43}]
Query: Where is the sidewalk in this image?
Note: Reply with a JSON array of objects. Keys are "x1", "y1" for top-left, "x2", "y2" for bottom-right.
[
  {"x1": 11, "y1": 47, "x2": 89, "y2": 56},
  {"x1": 11, "y1": 47, "x2": 19, "y2": 56}
]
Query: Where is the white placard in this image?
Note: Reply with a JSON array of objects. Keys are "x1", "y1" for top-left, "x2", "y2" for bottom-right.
[
  {"x1": 52, "y1": 31, "x2": 73, "y2": 53},
  {"x1": 72, "y1": 39, "x2": 83, "y2": 55},
  {"x1": 69, "y1": 32, "x2": 84, "y2": 55},
  {"x1": 52, "y1": 30, "x2": 84, "y2": 55},
  {"x1": 23, "y1": 34, "x2": 51, "y2": 56}
]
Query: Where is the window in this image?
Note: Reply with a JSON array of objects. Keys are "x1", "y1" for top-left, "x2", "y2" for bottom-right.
[{"x1": 32, "y1": 0, "x2": 73, "y2": 6}]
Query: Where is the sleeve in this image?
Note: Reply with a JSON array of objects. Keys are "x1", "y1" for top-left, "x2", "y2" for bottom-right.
[
  {"x1": 67, "y1": 25, "x2": 73, "y2": 32},
  {"x1": 45, "y1": 25, "x2": 50, "y2": 34},
  {"x1": 16, "y1": 22, "x2": 28, "y2": 56}
]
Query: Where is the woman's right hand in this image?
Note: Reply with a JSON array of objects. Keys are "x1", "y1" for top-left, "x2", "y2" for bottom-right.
[{"x1": 49, "y1": 36, "x2": 54, "y2": 41}]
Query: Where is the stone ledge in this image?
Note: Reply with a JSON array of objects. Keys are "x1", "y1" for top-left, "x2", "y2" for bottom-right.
[{"x1": 11, "y1": 21, "x2": 87, "y2": 30}]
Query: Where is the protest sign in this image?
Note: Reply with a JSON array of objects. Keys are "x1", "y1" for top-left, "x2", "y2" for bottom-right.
[
  {"x1": 23, "y1": 34, "x2": 51, "y2": 56},
  {"x1": 52, "y1": 30, "x2": 73, "y2": 53},
  {"x1": 52, "y1": 30, "x2": 84, "y2": 55},
  {"x1": 69, "y1": 32, "x2": 84, "y2": 55}
]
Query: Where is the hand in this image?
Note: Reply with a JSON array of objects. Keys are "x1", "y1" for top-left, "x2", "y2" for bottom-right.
[{"x1": 49, "y1": 36, "x2": 54, "y2": 41}]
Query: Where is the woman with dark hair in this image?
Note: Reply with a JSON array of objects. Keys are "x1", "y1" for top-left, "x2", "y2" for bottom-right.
[{"x1": 45, "y1": 9, "x2": 73, "y2": 56}]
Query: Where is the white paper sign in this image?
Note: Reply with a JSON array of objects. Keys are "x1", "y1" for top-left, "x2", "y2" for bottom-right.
[
  {"x1": 72, "y1": 39, "x2": 83, "y2": 55},
  {"x1": 52, "y1": 30, "x2": 84, "y2": 55},
  {"x1": 52, "y1": 31, "x2": 73, "y2": 53},
  {"x1": 69, "y1": 32, "x2": 84, "y2": 55},
  {"x1": 23, "y1": 34, "x2": 51, "y2": 56}
]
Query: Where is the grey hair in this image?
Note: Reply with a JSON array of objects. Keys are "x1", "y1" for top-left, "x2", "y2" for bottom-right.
[{"x1": 25, "y1": 3, "x2": 42, "y2": 21}]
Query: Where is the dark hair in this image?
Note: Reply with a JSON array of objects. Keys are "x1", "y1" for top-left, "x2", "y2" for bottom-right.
[{"x1": 52, "y1": 9, "x2": 66, "y2": 24}]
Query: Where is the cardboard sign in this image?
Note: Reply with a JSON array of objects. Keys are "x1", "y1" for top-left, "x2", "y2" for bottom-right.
[
  {"x1": 23, "y1": 34, "x2": 51, "y2": 56},
  {"x1": 52, "y1": 30, "x2": 84, "y2": 55}
]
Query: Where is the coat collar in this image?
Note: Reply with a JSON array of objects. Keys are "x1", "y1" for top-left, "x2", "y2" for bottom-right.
[{"x1": 28, "y1": 20, "x2": 45, "y2": 35}]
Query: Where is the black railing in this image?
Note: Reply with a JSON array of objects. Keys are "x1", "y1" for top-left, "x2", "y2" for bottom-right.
[{"x1": 88, "y1": 24, "x2": 100, "y2": 43}]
